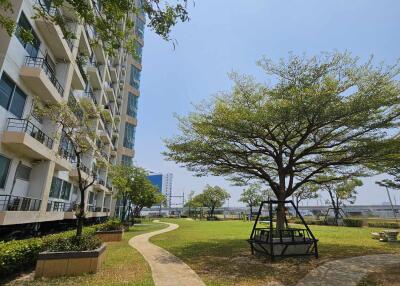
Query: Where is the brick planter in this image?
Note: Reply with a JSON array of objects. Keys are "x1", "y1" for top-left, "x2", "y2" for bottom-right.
[
  {"x1": 35, "y1": 244, "x2": 106, "y2": 278},
  {"x1": 96, "y1": 230, "x2": 124, "y2": 242}
]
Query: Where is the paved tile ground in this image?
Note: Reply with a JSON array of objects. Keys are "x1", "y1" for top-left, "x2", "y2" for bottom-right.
[
  {"x1": 296, "y1": 254, "x2": 400, "y2": 286},
  {"x1": 129, "y1": 222, "x2": 206, "y2": 286}
]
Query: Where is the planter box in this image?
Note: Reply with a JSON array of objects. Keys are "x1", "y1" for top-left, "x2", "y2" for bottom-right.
[
  {"x1": 35, "y1": 244, "x2": 106, "y2": 278},
  {"x1": 96, "y1": 230, "x2": 123, "y2": 242}
]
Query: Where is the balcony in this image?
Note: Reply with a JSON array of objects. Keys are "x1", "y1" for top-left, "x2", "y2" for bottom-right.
[
  {"x1": 46, "y1": 200, "x2": 76, "y2": 212},
  {"x1": 20, "y1": 57, "x2": 64, "y2": 103},
  {"x1": 109, "y1": 65, "x2": 118, "y2": 83},
  {"x1": 70, "y1": 163, "x2": 92, "y2": 181},
  {"x1": 84, "y1": 90, "x2": 98, "y2": 106},
  {"x1": 86, "y1": 60, "x2": 102, "y2": 89},
  {"x1": 104, "y1": 83, "x2": 115, "y2": 102},
  {"x1": 54, "y1": 147, "x2": 74, "y2": 171},
  {"x1": 35, "y1": 7, "x2": 72, "y2": 61},
  {"x1": 2, "y1": 118, "x2": 54, "y2": 160},
  {"x1": 71, "y1": 62, "x2": 86, "y2": 90},
  {"x1": 0, "y1": 195, "x2": 41, "y2": 211}
]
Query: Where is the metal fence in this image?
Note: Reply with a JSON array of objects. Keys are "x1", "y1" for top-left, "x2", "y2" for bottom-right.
[{"x1": 0, "y1": 194, "x2": 41, "y2": 211}]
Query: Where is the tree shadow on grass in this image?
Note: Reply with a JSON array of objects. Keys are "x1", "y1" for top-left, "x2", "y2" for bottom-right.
[{"x1": 162, "y1": 238, "x2": 400, "y2": 286}]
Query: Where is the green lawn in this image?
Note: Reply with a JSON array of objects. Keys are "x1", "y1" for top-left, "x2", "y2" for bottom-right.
[
  {"x1": 151, "y1": 219, "x2": 400, "y2": 286},
  {"x1": 10, "y1": 223, "x2": 167, "y2": 286}
]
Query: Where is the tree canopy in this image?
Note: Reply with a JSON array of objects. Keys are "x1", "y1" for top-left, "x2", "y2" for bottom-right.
[
  {"x1": 194, "y1": 185, "x2": 230, "y2": 218},
  {"x1": 164, "y1": 52, "x2": 400, "y2": 229},
  {"x1": 239, "y1": 183, "x2": 263, "y2": 218},
  {"x1": 1, "y1": 0, "x2": 189, "y2": 55}
]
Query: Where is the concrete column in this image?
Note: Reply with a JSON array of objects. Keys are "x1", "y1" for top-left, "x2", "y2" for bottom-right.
[{"x1": 27, "y1": 160, "x2": 56, "y2": 212}]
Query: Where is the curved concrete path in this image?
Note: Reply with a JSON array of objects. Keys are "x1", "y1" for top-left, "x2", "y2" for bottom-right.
[
  {"x1": 296, "y1": 254, "x2": 400, "y2": 286},
  {"x1": 129, "y1": 222, "x2": 206, "y2": 286}
]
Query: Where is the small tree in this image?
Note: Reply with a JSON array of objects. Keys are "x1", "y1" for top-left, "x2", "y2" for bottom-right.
[
  {"x1": 185, "y1": 190, "x2": 196, "y2": 217},
  {"x1": 197, "y1": 185, "x2": 230, "y2": 218},
  {"x1": 36, "y1": 98, "x2": 102, "y2": 237},
  {"x1": 164, "y1": 52, "x2": 400, "y2": 230},
  {"x1": 239, "y1": 184, "x2": 263, "y2": 220},
  {"x1": 128, "y1": 167, "x2": 164, "y2": 218},
  {"x1": 320, "y1": 178, "x2": 362, "y2": 225},
  {"x1": 292, "y1": 184, "x2": 319, "y2": 213},
  {"x1": 109, "y1": 164, "x2": 135, "y2": 223}
]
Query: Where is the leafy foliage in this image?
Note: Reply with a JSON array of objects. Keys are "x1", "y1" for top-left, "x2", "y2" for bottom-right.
[
  {"x1": 239, "y1": 183, "x2": 263, "y2": 217},
  {"x1": 342, "y1": 218, "x2": 363, "y2": 227},
  {"x1": 164, "y1": 52, "x2": 400, "y2": 228},
  {"x1": 1, "y1": 0, "x2": 190, "y2": 55},
  {"x1": 194, "y1": 185, "x2": 230, "y2": 217}
]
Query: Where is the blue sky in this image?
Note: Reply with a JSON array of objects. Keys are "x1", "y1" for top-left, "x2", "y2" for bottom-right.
[{"x1": 135, "y1": 0, "x2": 400, "y2": 206}]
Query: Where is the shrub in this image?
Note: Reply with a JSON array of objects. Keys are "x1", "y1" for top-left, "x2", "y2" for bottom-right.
[
  {"x1": 95, "y1": 219, "x2": 123, "y2": 231},
  {"x1": 368, "y1": 222, "x2": 400, "y2": 229},
  {"x1": 293, "y1": 218, "x2": 327, "y2": 225},
  {"x1": 343, "y1": 218, "x2": 363, "y2": 227},
  {"x1": 44, "y1": 233, "x2": 101, "y2": 252},
  {"x1": 0, "y1": 237, "x2": 43, "y2": 276},
  {"x1": 0, "y1": 225, "x2": 100, "y2": 278}
]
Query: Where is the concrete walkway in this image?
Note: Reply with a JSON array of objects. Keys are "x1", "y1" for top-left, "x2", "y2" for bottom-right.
[
  {"x1": 129, "y1": 222, "x2": 206, "y2": 286},
  {"x1": 296, "y1": 254, "x2": 400, "y2": 286}
]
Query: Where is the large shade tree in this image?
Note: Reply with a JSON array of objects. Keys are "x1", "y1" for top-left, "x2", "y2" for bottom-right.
[
  {"x1": 195, "y1": 185, "x2": 230, "y2": 218},
  {"x1": 164, "y1": 52, "x2": 400, "y2": 230}
]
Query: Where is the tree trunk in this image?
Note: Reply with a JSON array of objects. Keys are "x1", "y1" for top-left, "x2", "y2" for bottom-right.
[
  {"x1": 276, "y1": 201, "x2": 286, "y2": 230},
  {"x1": 121, "y1": 196, "x2": 127, "y2": 223},
  {"x1": 249, "y1": 205, "x2": 253, "y2": 221},
  {"x1": 76, "y1": 188, "x2": 85, "y2": 237}
]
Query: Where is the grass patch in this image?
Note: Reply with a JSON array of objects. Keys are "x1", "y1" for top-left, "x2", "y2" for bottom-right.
[
  {"x1": 9, "y1": 223, "x2": 167, "y2": 286},
  {"x1": 151, "y1": 219, "x2": 400, "y2": 286}
]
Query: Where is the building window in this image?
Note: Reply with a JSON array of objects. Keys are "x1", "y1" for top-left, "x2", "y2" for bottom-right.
[
  {"x1": 15, "y1": 12, "x2": 41, "y2": 57},
  {"x1": 129, "y1": 65, "x2": 141, "y2": 89},
  {"x1": 15, "y1": 164, "x2": 31, "y2": 181},
  {"x1": 122, "y1": 155, "x2": 132, "y2": 166},
  {"x1": 0, "y1": 73, "x2": 27, "y2": 118},
  {"x1": 135, "y1": 44, "x2": 142, "y2": 62},
  {"x1": 126, "y1": 92, "x2": 138, "y2": 118},
  {"x1": 135, "y1": 17, "x2": 145, "y2": 40},
  {"x1": 50, "y1": 177, "x2": 71, "y2": 200},
  {"x1": 60, "y1": 181, "x2": 71, "y2": 200},
  {"x1": 0, "y1": 155, "x2": 11, "y2": 189},
  {"x1": 123, "y1": 123, "x2": 136, "y2": 150}
]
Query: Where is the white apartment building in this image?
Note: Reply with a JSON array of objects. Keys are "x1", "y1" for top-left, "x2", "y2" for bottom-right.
[{"x1": 0, "y1": 0, "x2": 144, "y2": 233}]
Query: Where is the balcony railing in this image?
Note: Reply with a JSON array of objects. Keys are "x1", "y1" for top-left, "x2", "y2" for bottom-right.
[
  {"x1": 24, "y1": 56, "x2": 64, "y2": 96},
  {"x1": 58, "y1": 147, "x2": 75, "y2": 162},
  {"x1": 102, "y1": 207, "x2": 110, "y2": 212},
  {"x1": 84, "y1": 90, "x2": 97, "y2": 105},
  {"x1": 97, "y1": 179, "x2": 105, "y2": 186},
  {"x1": 0, "y1": 195, "x2": 41, "y2": 211},
  {"x1": 7, "y1": 118, "x2": 54, "y2": 149},
  {"x1": 47, "y1": 200, "x2": 77, "y2": 212}
]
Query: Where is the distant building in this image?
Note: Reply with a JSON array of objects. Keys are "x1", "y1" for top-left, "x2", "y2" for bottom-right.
[{"x1": 147, "y1": 173, "x2": 173, "y2": 207}]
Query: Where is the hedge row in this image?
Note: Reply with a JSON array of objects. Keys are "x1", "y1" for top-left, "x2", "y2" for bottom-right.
[
  {"x1": 342, "y1": 218, "x2": 363, "y2": 227},
  {"x1": 367, "y1": 222, "x2": 400, "y2": 229},
  {"x1": 0, "y1": 226, "x2": 98, "y2": 277}
]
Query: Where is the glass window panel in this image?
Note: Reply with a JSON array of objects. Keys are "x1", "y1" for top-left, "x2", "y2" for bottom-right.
[
  {"x1": 127, "y1": 92, "x2": 138, "y2": 118},
  {"x1": 123, "y1": 123, "x2": 136, "y2": 149},
  {"x1": 15, "y1": 13, "x2": 40, "y2": 57},
  {"x1": 0, "y1": 155, "x2": 11, "y2": 188},
  {"x1": 49, "y1": 177, "x2": 62, "y2": 198},
  {"x1": 16, "y1": 164, "x2": 31, "y2": 181},
  {"x1": 0, "y1": 73, "x2": 14, "y2": 111},
  {"x1": 9, "y1": 87, "x2": 26, "y2": 118},
  {"x1": 60, "y1": 181, "x2": 71, "y2": 200}
]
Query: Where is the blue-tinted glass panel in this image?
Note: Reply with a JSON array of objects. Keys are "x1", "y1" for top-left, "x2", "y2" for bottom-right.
[
  {"x1": 10, "y1": 87, "x2": 26, "y2": 118},
  {"x1": 0, "y1": 73, "x2": 13, "y2": 111},
  {"x1": 129, "y1": 65, "x2": 141, "y2": 89},
  {"x1": 127, "y1": 92, "x2": 138, "y2": 118},
  {"x1": 0, "y1": 155, "x2": 11, "y2": 188},
  {"x1": 123, "y1": 123, "x2": 136, "y2": 149},
  {"x1": 15, "y1": 13, "x2": 40, "y2": 57}
]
